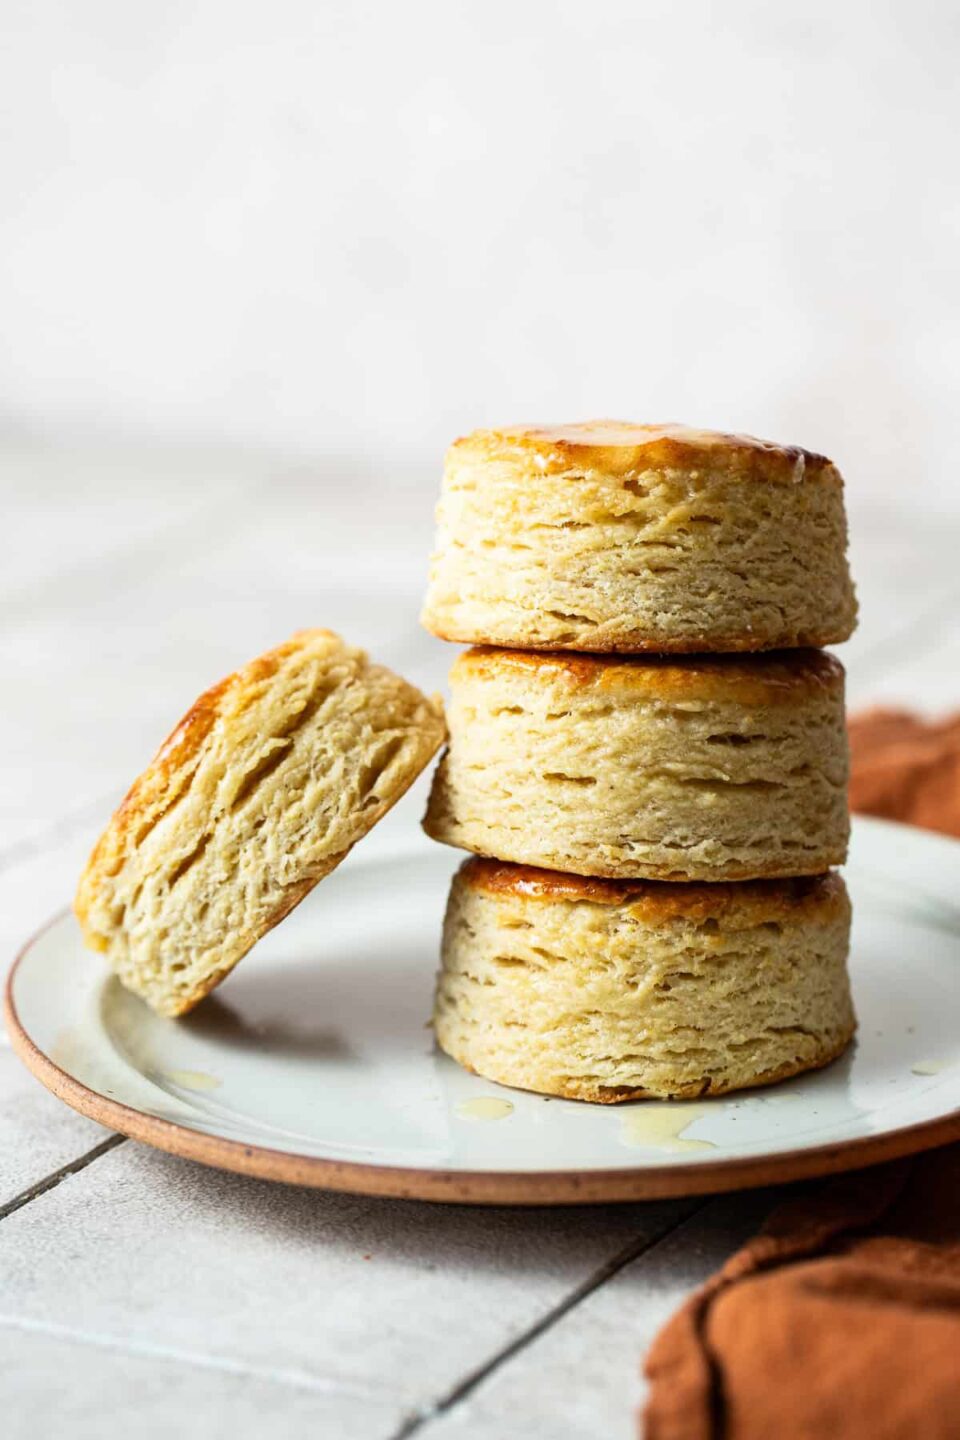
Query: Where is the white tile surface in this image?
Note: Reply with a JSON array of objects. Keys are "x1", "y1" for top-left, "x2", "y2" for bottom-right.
[
  {"x1": 420, "y1": 1190, "x2": 780, "y2": 1439},
  {"x1": 0, "y1": 1140, "x2": 691, "y2": 1418},
  {"x1": 0, "y1": 1328, "x2": 399, "y2": 1440},
  {"x1": 0, "y1": 1048, "x2": 110, "y2": 1207}
]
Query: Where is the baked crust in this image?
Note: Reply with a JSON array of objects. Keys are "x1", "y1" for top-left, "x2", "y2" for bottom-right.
[
  {"x1": 80, "y1": 639, "x2": 304, "y2": 893},
  {"x1": 449, "y1": 1027, "x2": 857, "y2": 1104},
  {"x1": 425, "y1": 625, "x2": 853, "y2": 654},
  {"x1": 449, "y1": 421, "x2": 836, "y2": 481},
  {"x1": 75, "y1": 630, "x2": 445, "y2": 1015},
  {"x1": 426, "y1": 627, "x2": 854, "y2": 654},
  {"x1": 451, "y1": 646, "x2": 845, "y2": 706},
  {"x1": 458, "y1": 857, "x2": 848, "y2": 922},
  {"x1": 435, "y1": 839, "x2": 848, "y2": 885}
]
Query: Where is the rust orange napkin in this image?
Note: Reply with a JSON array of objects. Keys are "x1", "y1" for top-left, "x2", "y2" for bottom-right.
[
  {"x1": 643, "y1": 709, "x2": 960, "y2": 1440},
  {"x1": 847, "y1": 709, "x2": 960, "y2": 835}
]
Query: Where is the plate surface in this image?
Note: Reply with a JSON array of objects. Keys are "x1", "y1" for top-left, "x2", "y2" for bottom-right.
[{"x1": 6, "y1": 817, "x2": 960, "y2": 1204}]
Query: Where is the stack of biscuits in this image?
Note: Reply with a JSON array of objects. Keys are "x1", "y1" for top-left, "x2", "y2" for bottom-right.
[{"x1": 420, "y1": 422, "x2": 858, "y2": 1102}]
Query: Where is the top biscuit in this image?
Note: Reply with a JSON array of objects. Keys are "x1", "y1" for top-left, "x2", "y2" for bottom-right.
[{"x1": 421, "y1": 421, "x2": 857, "y2": 653}]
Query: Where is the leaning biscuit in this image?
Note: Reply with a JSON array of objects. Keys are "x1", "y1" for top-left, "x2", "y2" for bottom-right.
[
  {"x1": 434, "y1": 859, "x2": 855, "y2": 1102},
  {"x1": 425, "y1": 647, "x2": 849, "y2": 881},
  {"x1": 421, "y1": 422, "x2": 857, "y2": 653},
  {"x1": 75, "y1": 630, "x2": 445, "y2": 1016}
]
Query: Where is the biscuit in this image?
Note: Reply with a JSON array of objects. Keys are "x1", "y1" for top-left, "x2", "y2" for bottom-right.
[
  {"x1": 434, "y1": 859, "x2": 854, "y2": 1102},
  {"x1": 75, "y1": 630, "x2": 445, "y2": 1016},
  {"x1": 424, "y1": 647, "x2": 848, "y2": 881},
  {"x1": 421, "y1": 422, "x2": 857, "y2": 653}
]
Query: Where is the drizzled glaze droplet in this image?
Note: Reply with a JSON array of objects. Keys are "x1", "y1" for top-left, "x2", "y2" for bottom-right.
[
  {"x1": 456, "y1": 1096, "x2": 514, "y2": 1121},
  {"x1": 166, "y1": 1069, "x2": 222, "y2": 1092},
  {"x1": 620, "y1": 1103, "x2": 716, "y2": 1153}
]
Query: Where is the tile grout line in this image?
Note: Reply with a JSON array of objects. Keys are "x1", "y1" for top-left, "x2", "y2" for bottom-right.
[
  {"x1": 0, "y1": 1313, "x2": 388, "y2": 1403},
  {"x1": 0, "y1": 1135, "x2": 127, "y2": 1222},
  {"x1": 389, "y1": 1199, "x2": 708, "y2": 1440}
]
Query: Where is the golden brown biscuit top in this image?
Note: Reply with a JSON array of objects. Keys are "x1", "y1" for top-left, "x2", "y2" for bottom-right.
[
  {"x1": 448, "y1": 421, "x2": 837, "y2": 482},
  {"x1": 451, "y1": 646, "x2": 845, "y2": 706},
  {"x1": 77, "y1": 630, "x2": 380, "y2": 896},
  {"x1": 458, "y1": 858, "x2": 847, "y2": 923}
]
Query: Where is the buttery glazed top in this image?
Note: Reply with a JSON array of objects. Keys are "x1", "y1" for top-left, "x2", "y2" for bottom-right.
[
  {"x1": 448, "y1": 422, "x2": 838, "y2": 482},
  {"x1": 452, "y1": 646, "x2": 845, "y2": 706},
  {"x1": 79, "y1": 630, "x2": 344, "y2": 891},
  {"x1": 75, "y1": 631, "x2": 446, "y2": 927},
  {"x1": 458, "y1": 857, "x2": 848, "y2": 923}
]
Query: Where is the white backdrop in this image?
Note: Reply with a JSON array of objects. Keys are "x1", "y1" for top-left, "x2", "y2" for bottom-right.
[{"x1": 2, "y1": 0, "x2": 958, "y2": 508}]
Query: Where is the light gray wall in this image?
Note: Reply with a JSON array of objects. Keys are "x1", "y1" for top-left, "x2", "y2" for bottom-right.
[{"x1": 2, "y1": 1, "x2": 957, "y2": 505}]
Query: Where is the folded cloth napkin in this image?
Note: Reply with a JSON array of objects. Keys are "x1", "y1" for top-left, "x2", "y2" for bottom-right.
[
  {"x1": 847, "y1": 709, "x2": 960, "y2": 835},
  {"x1": 643, "y1": 709, "x2": 960, "y2": 1440}
]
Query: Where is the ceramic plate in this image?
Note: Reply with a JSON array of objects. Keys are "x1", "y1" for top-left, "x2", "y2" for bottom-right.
[{"x1": 6, "y1": 816, "x2": 960, "y2": 1204}]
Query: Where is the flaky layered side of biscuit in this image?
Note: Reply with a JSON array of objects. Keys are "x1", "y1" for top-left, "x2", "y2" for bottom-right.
[
  {"x1": 421, "y1": 422, "x2": 857, "y2": 653},
  {"x1": 424, "y1": 647, "x2": 849, "y2": 881},
  {"x1": 75, "y1": 630, "x2": 445, "y2": 1016},
  {"x1": 434, "y1": 859, "x2": 855, "y2": 1102}
]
